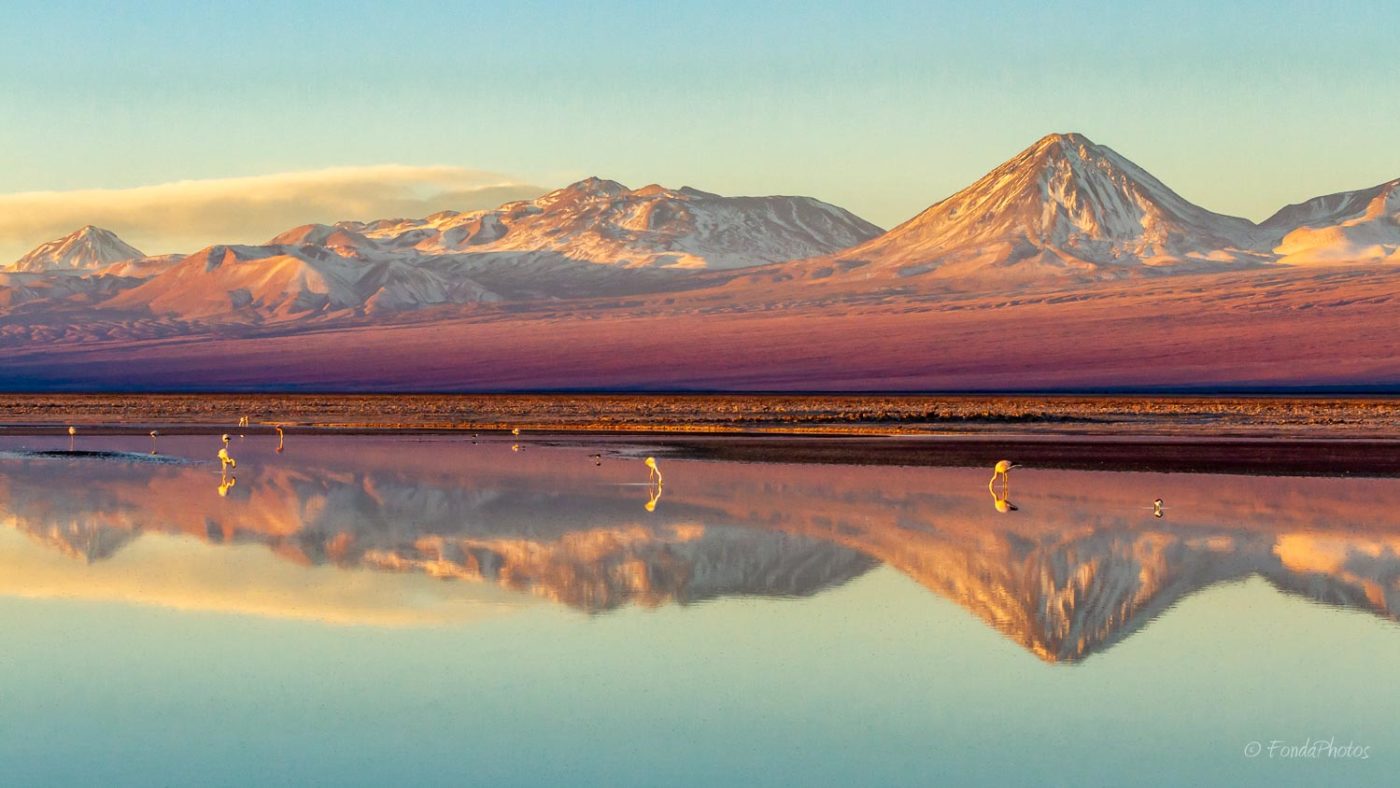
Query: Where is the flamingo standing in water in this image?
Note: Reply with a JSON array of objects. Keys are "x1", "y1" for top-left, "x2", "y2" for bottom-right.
[
  {"x1": 216, "y1": 433, "x2": 238, "y2": 496},
  {"x1": 985, "y1": 460, "x2": 1020, "y2": 512},
  {"x1": 991, "y1": 461, "x2": 1013, "y2": 487},
  {"x1": 67, "y1": 425, "x2": 76, "y2": 451},
  {"x1": 149, "y1": 430, "x2": 160, "y2": 455},
  {"x1": 275, "y1": 425, "x2": 285, "y2": 454},
  {"x1": 642, "y1": 457, "x2": 664, "y2": 512},
  {"x1": 989, "y1": 460, "x2": 1018, "y2": 491},
  {"x1": 218, "y1": 434, "x2": 237, "y2": 470}
]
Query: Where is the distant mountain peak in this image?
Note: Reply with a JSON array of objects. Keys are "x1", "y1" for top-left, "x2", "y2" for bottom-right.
[
  {"x1": 267, "y1": 223, "x2": 378, "y2": 251},
  {"x1": 1262, "y1": 177, "x2": 1400, "y2": 232},
  {"x1": 1263, "y1": 177, "x2": 1400, "y2": 265},
  {"x1": 678, "y1": 186, "x2": 720, "y2": 198},
  {"x1": 7, "y1": 225, "x2": 145, "y2": 273},
  {"x1": 1029, "y1": 130, "x2": 1093, "y2": 149},
  {"x1": 558, "y1": 176, "x2": 629, "y2": 197},
  {"x1": 822, "y1": 132, "x2": 1260, "y2": 281},
  {"x1": 344, "y1": 178, "x2": 883, "y2": 271}
]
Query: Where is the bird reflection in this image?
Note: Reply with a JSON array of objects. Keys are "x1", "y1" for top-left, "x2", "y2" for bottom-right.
[
  {"x1": 217, "y1": 473, "x2": 237, "y2": 497},
  {"x1": 989, "y1": 485, "x2": 1017, "y2": 513},
  {"x1": 645, "y1": 480, "x2": 664, "y2": 513},
  {"x1": 1153, "y1": 498, "x2": 1165, "y2": 518},
  {"x1": 275, "y1": 425, "x2": 285, "y2": 454}
]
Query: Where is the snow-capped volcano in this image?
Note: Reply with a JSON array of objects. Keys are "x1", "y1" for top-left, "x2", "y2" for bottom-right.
[
  {"x1": 818, "y1": 133, "x2": 1262, "y2": 282},
  {"x1": 339, "y1": 177, "x2": 884, "y2": 270},
  {"x1": 7, "y1": 225, "x2": 145, "y2": 273},
  {"x1": 1260, "y1": 179, "x2": 1400, "y2": 265}
]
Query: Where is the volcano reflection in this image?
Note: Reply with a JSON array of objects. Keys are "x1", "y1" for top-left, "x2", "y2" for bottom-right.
[{"x1": 1, "y1": 435, "x2": 1398, "y2": 662}]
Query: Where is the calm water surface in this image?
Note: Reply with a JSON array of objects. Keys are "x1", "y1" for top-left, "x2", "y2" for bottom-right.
[{"x1": 1, "y1": 434, "x2": 1398, "y2": 786}]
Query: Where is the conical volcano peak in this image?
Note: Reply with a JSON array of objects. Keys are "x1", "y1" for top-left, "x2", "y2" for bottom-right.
[
  {"x1": 8, "y1": 225, "x2": 146, "y2": 273},
  {"x1": 822, "y1": 132, "x2": 1260, "y2": 281},
  {"x1": 998, "y1": 132, "x2": 1146, "y2": 194},
  {"x1": 1029, "y1": 131, "x2": 1095, "y2": 152}
]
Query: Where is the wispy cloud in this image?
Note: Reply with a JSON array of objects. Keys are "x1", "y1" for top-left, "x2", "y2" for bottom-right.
[{"x1": 0, "y1": 166, "x2": 545, "y2": 262}]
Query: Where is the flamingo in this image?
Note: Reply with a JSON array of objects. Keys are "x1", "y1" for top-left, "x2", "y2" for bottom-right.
[
  {"x1": 218, "y1": 433, "x2": 237, "y2": 470},
  {"x1": 645, "y1": 456, "x2": 663, "y2": 484},
  {"x1": 275, "y1": 425, "x2": 284, "y2": 454},
  {"x1": 1153, "y1": 498, "x2": 1165, "y2": 519},
  {"x1": 989, "y1": 460, "x2": 1018, "y2": 486},
  {"x1": 67, "y1": 425, "x2": 76, "y2": 451},
  {"x1": 511, "y1": 427, "x2": 521, "y2": 436},
  {"x1": 149, "y1": 430, "x2": 160, "y2": 455},
  {"x1": 590, "y1": 453, "x2": 602, "y2": 466}
]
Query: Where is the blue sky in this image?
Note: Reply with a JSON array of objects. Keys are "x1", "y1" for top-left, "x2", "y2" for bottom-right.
[{"x1": 2, "y1": 0, "x2": 1398, "y2": 254}]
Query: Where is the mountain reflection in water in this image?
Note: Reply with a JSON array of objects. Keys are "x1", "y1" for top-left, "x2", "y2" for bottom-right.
[{"x1": 0, "y1": 434, "x2": 1397, "y2": 662}]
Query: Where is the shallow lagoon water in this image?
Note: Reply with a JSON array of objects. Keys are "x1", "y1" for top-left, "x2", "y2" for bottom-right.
[{"x1": 1, "y1": 433, "x2": 1398, "y2": 786}]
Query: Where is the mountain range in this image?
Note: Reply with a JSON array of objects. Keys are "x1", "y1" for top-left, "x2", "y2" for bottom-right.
[{"x1": 2, "y1": 132, "x2": 1398, "y2": 390}]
